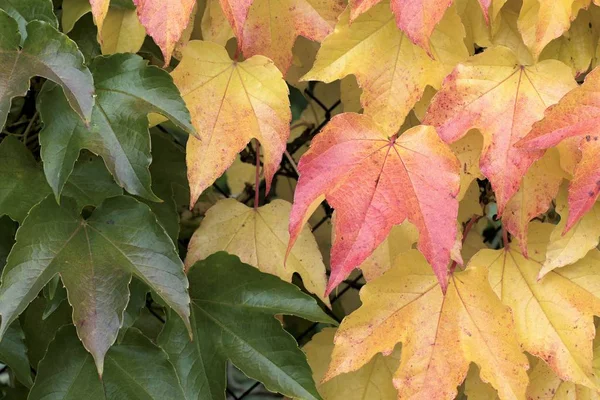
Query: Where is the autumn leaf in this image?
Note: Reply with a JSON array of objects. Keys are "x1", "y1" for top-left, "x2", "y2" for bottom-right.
[
  {"x1": 89, "y1": 0, "x2": 110, "y2": 40},
  {"x1": 450, "y1": 129, "x2": 485, "y2": 200},
  {"x1": 0, "y1": 10, "x2": 94, "y2": 130},
  {"x1": 303, "y1": 327, "x2": 401, "y2": 399},
  {"x1": 288, "y1": 113, "x2": 461, "y2": 294},
  {"x1": 470, "y1": 222, "x2": 600, "y2": 388},
  {"x1": 325, "y1": 249, "x2": 528, "y2": 399},
  {"x1": 240, "y1": 0, "x2": 346, "y2": 73},
  {"x1": 100, "y1": 6, "x2": 146, "y2": 54},
  {"x1": 520, "y1": 66, "x2": 600, "y2": 231},
  {"x1": 202, "y1": 0, "x2": 235, "y2": 46},
  {"x1": 169, "y1": 40, "x2": 291, "y2": 207},
  {"x1": 218, "y1": 0, "x2": 252, "y2": 44},
  {"x1": 424, "y1": 46, "x2": 576, "y2": 214},
  {"x1": 0, "y1": 196, "x2": 191, "y2": 374},
  {"x1": 132, "y1": 0, "x2": 196, "y2": 66},
  {"x1": 185, "y1": 198, "x2": 329, "y2": 304},
  {"x1": 303, "y1": 1, "x2": 468, "y2": 135}
]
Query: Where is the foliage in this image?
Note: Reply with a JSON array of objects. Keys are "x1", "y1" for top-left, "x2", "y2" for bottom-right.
[{"x1": 3, "y1": 0, "x2": 600, "y2": 399}]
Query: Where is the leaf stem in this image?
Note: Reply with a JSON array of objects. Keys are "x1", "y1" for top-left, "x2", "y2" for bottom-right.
[
  {"x1": 22, "y1": 111, "x2": 39, "y2": 144},
  {"x1": 284, "y1": 150, "x2": 299, "y2": 176},
  {"x1": 254, "y1": 140, "x2": 261, "y2": 210}
]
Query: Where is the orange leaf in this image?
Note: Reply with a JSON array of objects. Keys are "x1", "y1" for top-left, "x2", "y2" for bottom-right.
[
  {"x1": 288, "y1": 113, "x2": 460, "y2": 294},
  {"x1": 218, "y1": 0, "x2": 253, "y2": 44},
  {"x1": 132, "y1": 0, "x2": 196, "y2": 66},
  {"x1": 424, "y1": 46, "x2": 576, "y2": 214},
  {"x1": 89, "y1": 0, "x2": 110, "y2": 41},
  {"x1": 520, "y1": 66, "x2": 600, "y2": 231}
]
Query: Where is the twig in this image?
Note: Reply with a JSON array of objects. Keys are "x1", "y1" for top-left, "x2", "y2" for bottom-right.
[
  {"x1": 22, "y1": 111, "x2": 38, "y2": 144},
  {"x1": 284, "y1": 150, "x2": 300, "y2": 177}
]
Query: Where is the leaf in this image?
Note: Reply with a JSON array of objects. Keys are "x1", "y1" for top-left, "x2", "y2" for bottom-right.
[
  {"x1": 0, "y1": 216, "x2": 16, "y2": 270},
  {"x1": 289, "y1": 113, "x2": 460, "y2": 294},
  {"x1": 217, "y1": 0, "x2": 252, "y2": 43},
  {"x1": 303, "y1": 1, "x2": 468, "y2": 135},
  {"x1": 520, "y1": 66, "x2": 600, "y2": 231},
  {"x1": 170, "y1": 40, "x2": 291, "y2": 207},
  {"x1": 451, "y1": 129, "x2": 485, "y2": 200},
  {"x1": 326, "y1": 249, "x2": 528, "y2": 399},
  {"x1": 185, "y1": 198, "x2": 329, "y2": 304},
  {"x1": 470, "y1": 222, "x2": 600, "y2": 388},
  {"x1": 100, "y1": 6, "x2": 146, "y2": 54},
  {"x1": 303, "y1": 327, "x2": 401, "y2": 400},
  {"x1": 539, "y1": 186, "x2": 600, "y2": 276},
  {"x1": 503, "y1": 148, "x2": 565, "y2": 255},
  {"x1": 0, "y1": 196, "x2": 191, "y2": 373},
  {"x1": 158, "y1": 252, "x2": 335, "y2": 400},
  {"x1": 0, "y1": 0, "x2": 57, "y2": 42},
  {"x1": 0, "y1": 321, "x2": 32, "y2": 388},
  {"x1": 90, "y1": 0, "x2": 110, "y2": 40},
  {"x1": 464, "y1": 365, "x2": 501, "y2": 399},
  {"x1": 132, "y1": 0, "x2": 196, "y2": 66},
  {"x1": 67, "y1": 13, "x2": 102, "y2": 63},
  {"x1": 0, "y1": 137, "x2": 51, "y2": 223},
  {"x1": 240, "y1": 0, "x2": 346, "y2": 73},
  {"x1": 28, "y1": 326, "x2": 186, "y2": 400},
  {"x1": 0, "y1": 10, "x2": 94, "y2": 130},
  {"x1": 201, "y1": 0, "x2": 234, "y2": 46},
  {"x1": 424, "y1": 46, "x2": 576, "y2": 214},
  {"x1": 62, "y1": 0, "x2": 92, "y2": 33},
  {"x1": 38, "y1": 53, "x2": 194, "y2": 202}
]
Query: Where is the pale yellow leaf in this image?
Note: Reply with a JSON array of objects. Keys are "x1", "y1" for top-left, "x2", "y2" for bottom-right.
[
  {"x1": 100, "y1": 7, "x2": 146, "y2": 55},
  {"x1": 201, "y1": 0, "x2": 234, "y2": 46},
  {"x1": 450, "y1": 129, "x2": 484, "y2": 200},
  {"x1": 62, "y1": 0, "x2": 91, "y2": 33}
]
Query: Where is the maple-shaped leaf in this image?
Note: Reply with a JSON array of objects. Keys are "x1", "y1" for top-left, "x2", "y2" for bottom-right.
[
  {"x1": 0, "y1": 196, "x2": 191, "y2": 374},
  {"x1": 185, "y1": 198, "x2": 329, "y2": 305},
  {"x1": 28, "y1": 326, "x2": 186, "y2": 399},
  {"x1": 303, "y1": 1, "x2": 468, "y2": 135},
  {"x1": 240, "y1": 0, "x2": 345, "y2": 73},
  {"x1": 0, "y1": 0, "x2": 57, "y2": 42},
  {"x1": 348, "y1": 0, "x2": 491, "y2": 52},
  {"x1": 503, "y1": 148, "x2": 565, "y2": 255},
  {"x1": 538, "y1": 186, "x2": 600, "y2": 277},
  {"x1": 326, "y1": 249, "x2": 528, "y2": 399},
  {"x1": 132, "y1": 0, "x2": 196, "y2": 66},
  {"x1": 470, "y1": 222, "x2": 600, "y2": 388},
  {"x1": 424, "y1": 46, "x2": 576, "y2": 214},
  {"x1": 288, "y1": 113, "x2": 460, "y2": 294},
  {"x1": 304, "y1": 328, "x2": 401, "y2": 399},
  {"x1": 0, "y1": 10, "x2": 94, "y2": 130},
  {"x1": 218, "y1": 0, "x2": 252, "y2": 44},
  {"x1": 158, "y1": 252, "x2": 335, "y2": 400},
  {"x1": 38, "y1": 53, "x2": 194, "y2": 202},
  {"x1": 169, "y1": 41, "x2": 291, "y2": 207},
  {"x1": 520, "y1": 66, "x2": 600, "y2": 231}
]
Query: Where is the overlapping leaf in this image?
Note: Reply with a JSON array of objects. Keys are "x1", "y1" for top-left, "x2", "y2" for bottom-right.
[
  {"x1": 217, "y1": 0, "x2": 252, "y2": 44},
  {"x1": 289, "y1": 113, "x2": 460, "y2": 294},
  {"x1": 0, "y1": 0, "x2": 57, "y2": 41},
  {"x1": 0, "y1": 196, "x2": 191, "y2": 373},
  {"x1": 0, "y1": 10, "x2": 94, "y2": 130},
  {"x1": 158, "y1": 252, "x2": 334, "y2": 400},
  {"x1": 0, "y1": 321, "x2": 32, "y2": 388},
  {"x1": 169, "y1": 40, "x2": 291, "y2": 207},
  {"x1": 424, "y1": 46, "x2": 576, "y2": 215},
  {"x1": 303, "y1": 1, "x2": 468, "y2": 135},
  {"x1": 38, "y1": 53, "x2": 194, "y2": 202},
  {"x1": 520, "y1": 65, "x2": 600, "y2": 231},
  {"x1": 325, "y1": 249, "x2": 528, "y2": 399}
]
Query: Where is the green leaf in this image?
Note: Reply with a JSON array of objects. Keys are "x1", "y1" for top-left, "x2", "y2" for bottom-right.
[
  {"x1": 0, "y1": 0, "x2": 57, "y2": 42},
  {"x1": 0, "y1": 10, "x2": 94, "y2": 130},
  {"x1": 67, "y1": 13, "x2": 101, "y2": 62},
  {"x1": 118, "y1": 278, "x2": 148, "y2": 341},
  {"x1": 0, "y1": 195, "x2": 191, "y2": 373},
  {"x1": 0, "y1": 216, "x2": 16, "y2": 271},
  {"x1": 0, "y1": 137, "x2": 51, "y2": 223},
  {"x1": 39, "y1": 53, "x2": 195, "y2": 202},
  {"x1": 158, "y1": 252, "x2": 334, "y2": 400},
  {"x1": 29, "y1": 325, "x2": 186, "y2": 399},
  {"x1": 0, "y1": 321, "x2": 32, "y2": 388}
]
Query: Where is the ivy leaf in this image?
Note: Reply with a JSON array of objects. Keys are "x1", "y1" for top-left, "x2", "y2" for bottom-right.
[
  {"x1": 326, "y1": 249, "x2": 529, "y2": 399},
  {"x1": 0, "y1": 196, "x2": 191, "y2": 374},
  {"x1": 0, "y1": 10, "x2": 94, "y2": 130},
  {"x1": 0, "y1": 321, "x2": 32, "y2": 388},
  {"x1": 423, "y1": 46, "x2": 576, "y2": 216},
  {"x1": 168, "y1": 40, "x2": 291, "y2": 207},
  {"x1": 0, "y1": 0, "x2": 57, "y2": 42},
  {"x1": 289, "y1": 114, "x2": 460, "y2": 294},
  {"x1": 185, "y1": 198, "x2": 329, "y2": 305},
  {"x1": 158, "y1": 252, "x2": 335, "y2": 400},
  {"x1": 520, "y1": 66, "x2": 600, "y2": 232},
  {"x1": 38, "y1": 53, "x2": 194, "y2": 202},
  {"x1": 302, "y1": 1, "x2": 468, "y2": 136},
  {"x1": 131, "y1": 0, "x2": 196, "y2": 66},
  {"x1": 217, "y1": 0, "x2": 252, "y2": 43},
  {"x1": 28, "y1": 325, "x2": 186, "y2": 400}
]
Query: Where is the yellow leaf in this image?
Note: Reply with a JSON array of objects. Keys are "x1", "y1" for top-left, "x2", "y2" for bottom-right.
[
  {"x1": 304, "y1": 328, "x2": 400, "y2": 400},
  {"x1": 100, "y1": 7, "x2": 146, "y2": 55},
  {"x1": 303, "y1": 1, "x2": 468, "y2": 135},
  {"x1": 540, "y1": 186, "x2": 600, "y2": 276},
  {"x1": 490, "y1": 0, "x2": 534, "y2": 65},
  {"x1": 456, "y1": 0, "x2": 506, "y2": 52},
  {"x1": 458, "y1": 181, "x2": 483, "y2": 223},
  {"x1": 326, "y1": 250, "x2": 528, "y2": 399},
  {"x1": 472, "y1": 222, "x2": 600, "y2": 388},
  {"x1": 226, "y1": 156, "x2": 256, "y2": 197},
  {"x1": 503, "y1": 148, "x2": 565, "y2": 255},
  {"x1": 173, "y1": 4, "x2": 198, "y2": 60},
  {"x1": 464, "y1": 365, "x2": 501, "y2": 399},
  {"x1": 201, "y1": 0, "x2": 234, "y2": 46},
  {"x1": 62, "y1": 0, "x2": 92, "y2": 33},
  {"x1": 184, "y1": 198, "x2": 329, "y2": 305},
  {"x1": 169, "y1": 41, "x2": 291, "y2": 207},
  {"x1": 90, "y1": 0, "x2": 111, "y2": 41},
  {"x1": 340, "y1": 76, "x2": 362, "y2": 114},
  {"x1": 450, "y1": 129, "x2": 485, "y2": 200},
  {"x1": 286, "y1": 38, "x2": 321, "y2": 88}
]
